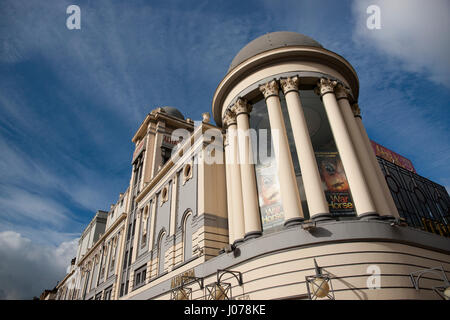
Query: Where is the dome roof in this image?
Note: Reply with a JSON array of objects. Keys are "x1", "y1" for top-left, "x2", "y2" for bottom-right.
[
  {"x1": 228, "y1": 31, "x2": 323, "y2": 72},
  {"x1": 160, "y1": 106, "x2": 185, "y2": 120}
]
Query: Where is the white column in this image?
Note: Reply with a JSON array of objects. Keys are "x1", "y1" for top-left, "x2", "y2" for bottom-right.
[
  {"x1": 280, "y1": 76, "x2": 331, "y2": 220},
  {"x1": 260, "y1": 80, "x2": 304, "y2": 227},
  {"x1": 316, "y1": 78, "x2": 377, "y2": 216},
  {"x1": 223, "y1": 131, "x2": 235, "y2": 244},
  {"x1": 224, "y1": 110, "x2": 246, "y2": 244},
  {"x1": 352, "y1": 103, "x2": 399, "y2": 219},
  {"x1": 335, "y1": 84, "x2": 386, "y2": 219},
  {"x1": 231, "y1": 99, "x2": 262, "y2": 240}
]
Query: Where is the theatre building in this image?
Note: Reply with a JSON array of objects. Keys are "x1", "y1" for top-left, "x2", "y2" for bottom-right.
[{"x1": 53, "y1": 32, "x2": 450, "y2": 300}]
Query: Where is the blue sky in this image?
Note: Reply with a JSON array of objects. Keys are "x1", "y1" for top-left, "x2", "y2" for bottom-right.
[{"x1": 0, "y1": 0, "x2": 449, "y2": 299}]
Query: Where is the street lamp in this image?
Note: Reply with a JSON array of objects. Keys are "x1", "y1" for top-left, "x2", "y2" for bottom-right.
[
  {"x1": 305, "y1": 259, "x2": 335, "y2": 300},
  {"x1": 410, "y1": 266, "x2": 450, "y2": 300}
]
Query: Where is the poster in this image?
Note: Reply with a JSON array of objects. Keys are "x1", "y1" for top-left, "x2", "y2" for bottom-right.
[
  {"x1": 315, "y1": 152, "x2": 354, "y2": 215},
  {"x1": 255, "y1": 159, "x2": 285, "y2": 231}
]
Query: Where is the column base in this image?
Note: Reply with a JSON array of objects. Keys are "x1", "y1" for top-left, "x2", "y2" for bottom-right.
[
  {"x1": 358, "y1": 212, "x2": 380, "y2": 220},
  {"x1": 310, "y1": 213, "x2": 334, "y2": 222},
  {"x1": 378, "y1": 215, "x2": 397, "y2": 222},
  {"x1": 244, "y1": 231, "x2": 262, "y2": 241},
  {"x1": 284, "y1": 217, "x2": 305, "y2": 228},
  {"x1": 232, "y1": 238, "x2": 244, "y2": 247}
]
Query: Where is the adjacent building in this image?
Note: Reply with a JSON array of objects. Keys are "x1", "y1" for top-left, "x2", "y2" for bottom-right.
[{"x1": 53, "y1": 32, "x2": 450, "y2": 300}]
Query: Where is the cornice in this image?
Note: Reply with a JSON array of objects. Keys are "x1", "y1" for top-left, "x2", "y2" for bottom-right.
[{"x1": 212, "y1": 45, "x2": 360, "y2": 126}]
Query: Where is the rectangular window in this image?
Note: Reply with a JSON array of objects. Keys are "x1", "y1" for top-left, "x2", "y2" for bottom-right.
[
  {"x1": 127, "y1": 223, "x2": 132, "y2": 240},
  {"x1": 132, "y1": 219, "x2": 136, "y2": 237},
  {"x1": 123, "y1": 251, "x2": 128, "y2": 269},
  {"x1": 134, "y1": 265, "x2": 147, "y2": 288},
  {"x1": 128, "y1": 247, "x2": 133, "y2": 266},
  {"x1": 103, "y1": 287, "x2": 112, "y2": 300},
  {"x1": 135, "y1": 273, "x2": 141, "y2": 285}
]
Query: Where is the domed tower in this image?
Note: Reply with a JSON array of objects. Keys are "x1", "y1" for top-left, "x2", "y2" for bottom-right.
[{"x1": 213, "y1": 31, "x2": 399, "y2": 243}]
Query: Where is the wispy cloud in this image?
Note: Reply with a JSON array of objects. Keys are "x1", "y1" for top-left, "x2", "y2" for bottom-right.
[{"x1": 351, "y1": 0, "x2": 450, "y2": 87}]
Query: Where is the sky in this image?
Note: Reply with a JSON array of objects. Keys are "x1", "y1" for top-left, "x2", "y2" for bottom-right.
[{"x1": 0, "y1": 0, "x2": 448, "y2": 299}]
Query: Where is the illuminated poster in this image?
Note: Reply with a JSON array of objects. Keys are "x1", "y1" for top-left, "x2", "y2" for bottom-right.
[
  {"x1": 315, "y1": 152, "x2": 354, "y2": 215},
  {"x1": 255, "y1": 159, "x2": 285, "y2": 231}
]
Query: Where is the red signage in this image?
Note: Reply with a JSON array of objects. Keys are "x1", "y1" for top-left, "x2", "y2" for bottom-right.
[
  {"x1": 370, "y1": 140, "x2": 416, "y2": 173},
  {"x1": 132, "y1": 138, "x2": 146, "y2": 163}
]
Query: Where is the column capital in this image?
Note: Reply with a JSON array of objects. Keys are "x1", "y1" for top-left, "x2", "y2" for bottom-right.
[
  {"x1": 259, "y1": 80, "x2": 279, "y2": 99},
  {"x1": 280, "y1": 76, "x2": 300, "y2": 94},
  {"x1": 334, "y1": 83, "x2": 352, "y2": 101},
  {"x1": 223, "y1": 109, "x2": 237, "y2": 127},
  {"x1": 351, "y1": 103, "x2": 361, "y2": 118},
  {"x1": 231, "y1": 98, "x2": 252, "y2": 116},
  {"x1": 315, "y1": 78, "x2": 338, "y2": 97}
]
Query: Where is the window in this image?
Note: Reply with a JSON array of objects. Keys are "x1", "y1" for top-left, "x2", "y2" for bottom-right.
[
  {"x1": 157, "y1": 232, "x2": 166, "y2": 275},
  {"x1": 141, "y1": 206, "x2": 149, "y2": 247},
  {"x1": 183, "y1": 212, "x2": 193, "y2": 261},
  {"x1": 249, "y1": 89, "x2": 355, "y2": 234},
  {"x1": 134, "y1": 265, "x2": 147, "y2": 288},
  {"x1": 182, "y1": 162, "x2": 193, "y2": 185},
  {"x1": 123, "y1": 251, "x2": 128, "y2": 269},
  {"x1": 132, "y1": 218, "x2": 136, "y2": 237},
  {"x1": 160, "y1": 185, "x2": 169, "y2": 205},
  {"x1": 135, "y1": 273, "x2": 141, "y2": 285},
  {"x1": 161, "y1": 146, "x2": 172, "y2": 165},
  {"x1": 104, "y1": 286, "x2": 112, "y2": 300},
  {"x1": 128, "y1": 247, "x2": 133, "y2": 267},
  {"x1": 120, "y1": 283, "x2": 124, "y2": 297},
  {"x1": 127, "y1": 223, "x2": 132, "y2": 241}
]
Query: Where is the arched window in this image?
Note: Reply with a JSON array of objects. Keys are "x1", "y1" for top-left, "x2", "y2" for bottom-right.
[
  {"x1": 183, "y1": 211, "x2": 193, "y2": 261},
  {"x1": 157, "y1": 231, "x2": 166, "y2": 275},
  {"x1": 141, "y1": 205, "x2": 149, "y2": 247}
]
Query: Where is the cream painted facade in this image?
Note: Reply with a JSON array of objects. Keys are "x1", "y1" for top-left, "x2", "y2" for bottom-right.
[{"x1": 54, "y1": 32, "x2": 450, "y2": 301}]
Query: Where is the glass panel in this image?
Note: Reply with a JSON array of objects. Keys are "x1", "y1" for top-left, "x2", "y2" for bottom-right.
[
  {"x1": 297, "y1": 90, "x2": 355, "y2": 217},
  {"x1": 279, "y1": 93, "x2": 310, "y2": 218},
  {"x1": 250, "y1": 98, "x2": 285, "y2": 233}
]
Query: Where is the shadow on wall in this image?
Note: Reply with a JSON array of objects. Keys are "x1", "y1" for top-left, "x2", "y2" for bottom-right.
[
  {"x1": 323, "y1": 270, "x2": 368, "y2": 300},
  {"x1": 308, "y1": 227, "x2": 333, "y2": 238}
]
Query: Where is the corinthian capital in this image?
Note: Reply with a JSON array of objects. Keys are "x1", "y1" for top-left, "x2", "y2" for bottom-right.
[
  {"x1": 231, "y1": 98, "x2": 252, "y2": 116},
  {"x1": 351, "y1": 103, "x2": 361, "y2": 117},
  {"x1": 334, "y1": 83, "x2": 351, "y2": 100},
  {"x1": 223, "y1": 109, "x2": 237, "y2": 128},
  {"x1": 259, "y1": 80, "x2": 279, "y2": 99},
  {"x1": 280, "y1": 76, "x2": 299, "y2": 94},
  {"x1": 315, "y1": 78, "x2": 338, "y2": 97}
]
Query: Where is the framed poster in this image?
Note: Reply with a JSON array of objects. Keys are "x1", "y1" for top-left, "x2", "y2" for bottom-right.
[
  {"x1": 315, "y1": 152, "x2": 354, "y2": 215},
  {"x1": 255, "y1": 158, "x2": 285, "y2": 231}
]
